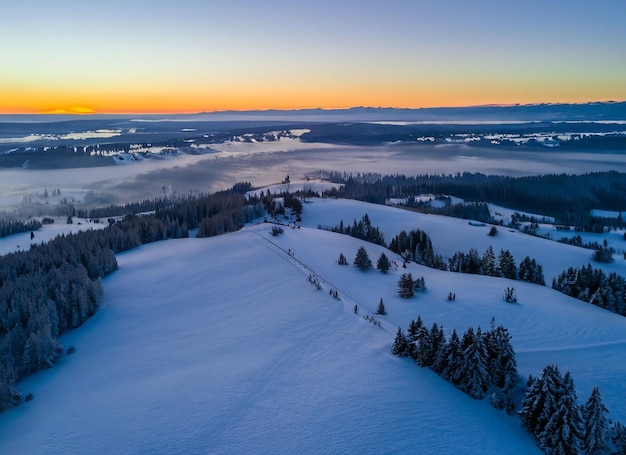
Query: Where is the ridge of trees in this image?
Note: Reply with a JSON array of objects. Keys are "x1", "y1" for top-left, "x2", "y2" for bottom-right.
[
  {"x1": 393, "y1": 319, "x2": 625, "y2": 453},
  {"x1": 520, "y1": 364, "x2": 624, "y2": 454},
  {"x1": 448, "y1": 246, "x2": 546, "y2": 285},
  {"x1": 320, "y1": 214, "x2": 386, "y2": 247},
  {"x1": 552, "y1": 264, "x2": 626, "y2": 316},
  {"x1": 389, "y1": 229, "x2": 446, "y2": 269},
  {"x1": 392, "y1": 318, "x2": 518, "y2": 404},
  {"x1": 0, "y1": 218, "x2": 42, "y2": 238},
  {"x1": 314, "y1": 170, "x2": 626, "y2": 227}
]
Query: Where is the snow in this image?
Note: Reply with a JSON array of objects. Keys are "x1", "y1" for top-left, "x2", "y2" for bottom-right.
[
  {"x1": 299, "y1": 197, "x2": 626, "y2": 281},
  {"x1": 0, "y1": 198, "x2": 625, "y2": 453},
  {"x1": 0, "y1": 217, "x2": 107, "y2": 256}
]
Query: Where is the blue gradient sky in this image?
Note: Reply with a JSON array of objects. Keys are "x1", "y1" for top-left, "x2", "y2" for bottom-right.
[{"x1": 1, "y1": 0, "x2": 625, "y2": 113}]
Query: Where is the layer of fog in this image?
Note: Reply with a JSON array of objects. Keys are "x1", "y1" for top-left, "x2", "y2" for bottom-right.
[{"x1": 2, "y1": 139, "x2": 626, "y2": 210}]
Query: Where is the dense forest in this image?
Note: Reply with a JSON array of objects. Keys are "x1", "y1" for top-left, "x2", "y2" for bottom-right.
[
  {"x1": 552, "y1": 264, "x2": 626, "y2": 316},
  {"x1": 0, "y1": 218, "x2": 41, "y2": 238},
  {"x1": 0, "y1": 185, "x2": 264, "y2": 411},
  {"x1": 393, "y1": 318, "x2": 626, "y2": 453},
  {"x1": 314, "y1": 171, "x2": 626, "y2": 227}
]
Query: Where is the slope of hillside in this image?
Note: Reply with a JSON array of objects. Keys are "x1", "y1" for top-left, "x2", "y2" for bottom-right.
[
  {"x1": 299, "y1": 197, "x2": 626, "y2": 281},
  {"x1": 0, "y1": 227, "x2": 543, "y2": 454},
  {"x1": 1, "y1": 200, "x2": 625, "y2": 453}
]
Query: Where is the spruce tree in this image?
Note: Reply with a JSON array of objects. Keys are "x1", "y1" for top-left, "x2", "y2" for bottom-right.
[
  {"x1": 540, "y1": 372, "x2": 583, "y2": 454},
  {"x1": 353, "y1": 246, "x2": 372, "y2": 271},
  {"x1": 337, "y1": 253, "x2": 348, "y2": 265},
  {"x1": 582, "y1": 386, "x2": 609, "y2": 454},
  {"x1": 391, "y1": 327, "x2": 409, "y2": 356},
  {"x1": 458, "y1": 327, "x2": 490, "y2": 399},
  {"x1": 406, "y1": 317, "x2": 427, "y2": 359},
  {"x1": 376, "y1": 298, "x2": 386, "y2": 315},
  {"x1": 442, "y1": 329, "x2": 463, "y2": 386},
  {"x1": 520, "y1": 364, "x2": 569, "y2": 444},
  {"x1": 498, "y1": 249, "x2": 518, "y2": 280},
  {"x1": 376, "y1": 252, "x2": 391, "y2": 273},
  {"x1": 398, "y1": 273, "x2": 414, "y2": 298},
  {"x1": 482, "y1": 245, "x2": 501, "y2": 277}
]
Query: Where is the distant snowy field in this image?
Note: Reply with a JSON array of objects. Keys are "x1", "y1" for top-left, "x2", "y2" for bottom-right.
[{"x1": 1, "y1": 198, "x2": 625, "y2": 453}]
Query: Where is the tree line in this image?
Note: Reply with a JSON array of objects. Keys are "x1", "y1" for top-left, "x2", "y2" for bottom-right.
[
  {"x1": 552, "y1": 264, "x2": 626, "y2": 317},
  {"x1": 393, "y1": 319, "x2": 625, "y2": 454},
  {"x1": 0, "y1": 218, "x2": 41, "y2": 238},
  {"x1": 392, "y1": 318, "x2": 517, "y2": 404},
  {"x1": 0, "y1": 185, "x2": 262, "y2": 411},
  {"x1": 314, "y1": 170, "x2": 626, "y2": 228}
]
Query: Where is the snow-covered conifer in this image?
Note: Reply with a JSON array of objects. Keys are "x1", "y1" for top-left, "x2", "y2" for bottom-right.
[
  {"x1": 539, "y1": 371, "x2": 583, "y2": 454},
  {"x1": 353, "y1": 246, "x2": 372, "y2": 271},
  {"x1": 458, "y1": 327, "x2": 489, "y2": 399},
  {"x1": 582, "y1": 386, "x2": 609, "y2": 454},
  {"x1": 391, "y1": 328, "x2": 409, "y2": 357},
  {"x1": 398, "y1": 273, "x2": 414, "y2": 298}
]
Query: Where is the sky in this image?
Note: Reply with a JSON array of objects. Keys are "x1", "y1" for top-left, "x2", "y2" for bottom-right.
[{"x1": 1, "y1": 0, "x2": 625, "y2": 114}]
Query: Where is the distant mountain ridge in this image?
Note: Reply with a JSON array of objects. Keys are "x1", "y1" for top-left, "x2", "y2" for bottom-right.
[{"x1": 1, "y1": 101, "x2": 625, "y2": 123}]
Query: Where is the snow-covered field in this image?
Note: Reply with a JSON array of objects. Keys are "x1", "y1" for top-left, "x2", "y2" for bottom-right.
[
  {"x1": 1, "y1": 198, "x2": 625, "y2": 453},
  {"x1": 299, "y1": 197, "x2": 626, "y2": 282}
]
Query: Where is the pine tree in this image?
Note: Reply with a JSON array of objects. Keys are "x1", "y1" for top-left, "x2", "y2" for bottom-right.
[
  {"x1": 582, "y1": 386, "x2": 609, "y2": 455},
  {"x1": 337, "y1": 252, "x2": 348, "y2": 265},
  {"x1": 430, "y1": 323, "x2": 447, "y2": 374},
  {"x1": 406, "y1": 317, "x2": 426, "y2": 359},
  {"x1": 376, "y1": 298, "x2": 386, "y2": 315},
  {"x1": 441, "y1": 329, "x2": 463, "y2": 386},
  {"x1": 540, "y1": 372, "x2": 583, "y2": 454},
  {"x1": 413, "y1": 276, "x2": 426, "y2": 292},
  {"x1": 467, "y1": 248, "x2": 482, "y2": 274},
  {"x1": 398, "y1": 273, "x2": 414, "y2": 298},
  {"x1": 612, "y1": 422, "x2": 626, "y2": 455},
  {"x1": 482, "y1": 245, "x2": 501, "y2": 277},
  {"x1": 376, "y1": 252, "x2": 391, "y2": 273},
  {"x1": 483, "y1": 323, "x2": 517, "y2": 392},
  {"x1": 458, "y1": 327, "x2": 490, "y2": 399},
  {"x1": 520, "y1": 364, "x2": 573, "y2": 445},
  {"x1": 353, "y1": 246, "x2": 372, "y2": 271},
  {"x1": 499, "y1": 249, "x2": 518, "y2": 280},
  {"x1": 391, "y1": 327, "x2": 409, "y2": 356}
]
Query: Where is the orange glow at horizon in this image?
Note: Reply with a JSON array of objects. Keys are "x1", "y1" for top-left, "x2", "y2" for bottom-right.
[{"x1": 3, "y1": 81, "x2": 626, "y2": 115}]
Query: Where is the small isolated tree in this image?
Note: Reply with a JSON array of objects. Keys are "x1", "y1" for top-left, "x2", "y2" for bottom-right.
[
  {"x1": 503, "y1": 286, "x2": 517, "y2": 303},
  {"x1": 337, "y1": 253, "x2": 348, "y2": 265},
  {"x1": 353, "y1": 246, "x2": 372, "y2": 271},
  {"x1": 398, "y1": 273, "x2": 414, "y2": 298},
  {"x1": 413, "y1": 276, "x2": 426, "y2": 292},
  {"x1": 376, "y1": 298, "x2": 386, "y2": 315},
  {"x1": 376, "y1": 252, "x2": 390, "y2": 273},
  {"x1": 488, "y1": 226, "x2": 498, "y2": 236},
  {"x1": 271, "y1": 225, "x2": 284, "y2": 236}
]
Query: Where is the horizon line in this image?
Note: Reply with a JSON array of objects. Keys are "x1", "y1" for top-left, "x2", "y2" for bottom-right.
[{"x1": 1, "y1": 100, "x2": 625, "y2": 117}]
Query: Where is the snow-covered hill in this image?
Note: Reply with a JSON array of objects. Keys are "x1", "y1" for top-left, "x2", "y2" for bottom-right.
[
  {"x1": 298, "y1": 197, "x2": 626, "y2": 282},
  {"x1": 0, "y1": 199, "x2": 625, "y2": 453}
]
